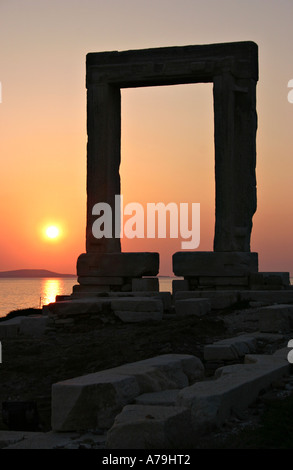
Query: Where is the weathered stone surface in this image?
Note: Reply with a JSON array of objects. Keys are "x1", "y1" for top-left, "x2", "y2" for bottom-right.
[
  {"x1": 111, "y1": 297, "x2": 163, "y2": 313},
  {"x1": 172, "y1": 279, "x2": 190, "y2": 295},
  {"x1": 44, "y1": 299, "x2": 111, "y2": 318},
  {"x1": 0, "y1": 431, "x2": 106, "y2": 449},
  {"x1": 175, "y1": 291, "x2": 239, "y2": 309},
  {"x1": 0, "y1": 317, "x2": 26, "y2": 338},
  {"x1": 132, "y1": 277, "x2": 159, "y2": 292},
  {"x1": 51, "y1": 354, "x2": 204, "y2": 431},
  {"x1": 87, "y1": 42, "x2": 258, "y2": 87},
  {"x1": 134, "y1": 389, "x2": 179, "y2": 406},
  {"x1": 204, "y1": 334, "x2": 257, "y2": 362},
  {"x1": 173, "y1": 252, "x2": 258, "y2": 277},
  {"x1": 80, "y1": 41, "x2": 258, "y2": 274},
  {"x1": 1, "y1": 431, "x2": 78, "y2": 450},
  {"x1": 240, "y1": 291, "x2": 293, "y2": 304},
  {"x1": 106, "y1": 405, "x2": 193, "y2": 449},
  {"x1": 114, "y1": 310, "x2": 162, "y2": 322},
  {"x1": 52, "y1": 372, "x2": 140, "y2": 431},
  {"x1": 175, "y1": 299, "x2": 211, "y2": 317},
  {"x1": 249, "y1": 272, "x2": 290, "y2": 290},
  {"x1": 0, "y1": 316, "x2": 49, "y2": 338},
  {"x1": 177, "y1": 348, "x2": 290, "y2": 434},
  {"x1": 72, "y1": 284, "x2": 111, "y2": 294},
  {"x1": 258, "y1": 304, "x2": 293, "y2": 333},
  {"x1": 78, "y1": 276, "x2": 125, "y2": 286},
  {"x1": 198, "y1": 276, "x2": 248, "y2": 287},
  {"x1": 19, "y1": 316, "x2": 49, "y2": 336},
  {"x1": 213, "y1": 73, "x2": 257, "y2": 251},
  {"x1": 0, "y1": 431, "x2": 45, "y2": 449},
  {"x1": 111, "y1": 355, "x2": 204, "y2": 393},
  {"x1": 77, "y1": 252, "x2": 159, "y2": 277}
]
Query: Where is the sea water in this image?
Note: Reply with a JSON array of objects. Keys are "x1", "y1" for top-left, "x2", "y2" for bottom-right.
[{"x1": 0, "y1": 277, "x2": 175, "y2": 318}]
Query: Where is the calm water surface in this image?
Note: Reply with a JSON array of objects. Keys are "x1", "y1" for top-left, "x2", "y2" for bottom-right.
[
  {"x1": 0, "y1": 277, "x2": 175, "y2": 318},
  {"x1": 0, "y1": 278, "x2": 77, "y2": 318}
]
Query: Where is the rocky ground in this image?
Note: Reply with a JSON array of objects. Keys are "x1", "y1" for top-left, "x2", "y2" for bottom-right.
[{"x1": 0, "y1": 305, "x2": 292, "y2": 448}]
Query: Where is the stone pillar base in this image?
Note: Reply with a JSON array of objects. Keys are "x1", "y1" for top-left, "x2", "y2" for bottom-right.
[
  {"x1": 173, "y1": 252, "x2": 258, "y2": 277},
  {"x1": 75, "y1": 252, "x2": 159, "y2": 294},
  {"x1": 172, "y1": 252, "x2": 290, "y2": 293}
]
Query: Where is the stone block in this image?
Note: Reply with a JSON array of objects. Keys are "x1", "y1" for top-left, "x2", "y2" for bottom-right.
[
  {"x1": 204, "y1": 335, "x2": 257, "y2": 362},
  {"x1": 197, "y1": 276, "x2": 248, "y2": 287},
  {"x1": 112, "y1": 354, "x2": 204, "y2": 393},
  {"x1": 77, "y1": 252, "x2": 159, "y2": 277},
  {"x1": 111, "y1": 297, "x2": 163, "y2": 313},
  {"x1": 175, "y1": 291, "x2": 239, "y2": 309},
  {"x1": 19, "y1": 316, "x2": 49, "y2": 336},
  {"x1": 132, "y1": 277, "x2": 159, "y2": 292},
  {"x1": 249, "y1": 272, "x2": 290, "y2": 289},
  {"x1": 258, "y1": 304, "x2": 293, "y2": 333},
  {"x1": 78, "y1": 276, "x2": 125, "y2": 286},
  {"x1": 51, "y1": 354, "x2": 204, "y2": 432},
  {"x1": 175, "y1": 299, "x2": 211, "y2": 317},
  {"x1": 1, "y1": 431, "x2": 78, "y2": 450},
  {"x1": 134, "y1": 389, "x2": 179, "y2": 406},
  {"x1": 55, "y1": 295, "x2": 71, "y2": 302},
  {"x1": 114, "y1": 310, "x2": 162, "y2": 322},
  {"x1": 172, "y1": 279, "x2": 190, "y2": 295},
  {"x1": 52, "y1": 373, "x2": 140, "y2": 431},
  {"x1": 177, "y1": 348, "x2": 290, "y2": 434},
  {"x1": 106, "y1": 405, "x2": 193, "y2": 449},
  {"x1": 0, "y1": 316, "x2": 27, "y2": 338},
  {"x1": 173, "y1": 251, "x2": 258, "y2": 277},
  {"x1": 0, "y1": 431, "x2": 46, "y2": 449},
  {"x1": 240, "y1": 291, "x2": 293, "y2": 304},
  {"x1": 72, "y1": 284, "x2": 110, "y2": 293},
  {"x1": 45, "y1": 299, "x2": 111, "y2": 318}
]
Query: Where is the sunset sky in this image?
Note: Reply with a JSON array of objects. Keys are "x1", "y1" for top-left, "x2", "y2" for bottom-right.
[{"x1": 0, "y1": 0, "x2": 293, "y2": 276}]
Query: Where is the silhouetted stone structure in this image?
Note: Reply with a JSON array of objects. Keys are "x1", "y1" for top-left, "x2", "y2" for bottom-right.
[
  {"x1": 76, "y1": 41, "x2": 259, "y2": 293},
  {"x1": 46, "y1": 41, "x2": 291, "y2": 312}
]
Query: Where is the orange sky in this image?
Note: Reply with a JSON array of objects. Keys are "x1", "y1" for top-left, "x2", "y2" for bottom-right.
[{"x1": 0, "y1": 0, "x2": 293, "y2": 276}]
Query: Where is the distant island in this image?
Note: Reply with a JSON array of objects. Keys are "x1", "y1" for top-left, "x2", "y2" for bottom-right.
[{"x1": 0, "y1": 269, "x2": 76, "y2": 278}]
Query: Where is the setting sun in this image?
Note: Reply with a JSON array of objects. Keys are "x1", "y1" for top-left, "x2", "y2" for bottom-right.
[{"x1": 45, "y1": 225, "x2": 60, "y2": 239}]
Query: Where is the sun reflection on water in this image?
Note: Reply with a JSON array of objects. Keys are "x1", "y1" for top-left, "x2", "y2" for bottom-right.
[{"x1": 41, "y1": 278, "x2": 64, "y2": 306}]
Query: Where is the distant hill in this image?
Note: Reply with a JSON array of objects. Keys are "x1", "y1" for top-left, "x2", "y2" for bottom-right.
[{"x1": 0, "y1": 269, "x2": 76, "y2": 278}]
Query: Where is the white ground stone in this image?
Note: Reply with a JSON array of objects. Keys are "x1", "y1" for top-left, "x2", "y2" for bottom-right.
[
  {"x1": 134, "y1": 389, "x2": 179, "y2": 406},
  {"x1": 177, "y1": 348, "x2": 290, "y2": 434},
  {"x1": 52, "y1": 372, "x2": 140, "y2": 431},
  {"x1": 204, "y1": 334, "x2": 257, "y2": 361},
  {"x1": 106, "y1": 405, "x2": 193, "y2": 449},
  {"x1": 51, "y1": 354, "x2": 204, "y2": 432},
  {"x1": 111, "y1": 355, "x2": 204, "y2": 393}
]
